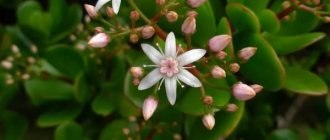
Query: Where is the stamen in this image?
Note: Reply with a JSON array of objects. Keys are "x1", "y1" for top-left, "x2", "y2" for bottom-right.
[
  {"x1": 143, "y1": 64, "x2": 158, "y2": 67},
  {"x1": 176, "y1": 78, "x2": 185, "y2": 88},
  {"x1": 158, "y1": 77, "x2": 165, "y2": 90}
]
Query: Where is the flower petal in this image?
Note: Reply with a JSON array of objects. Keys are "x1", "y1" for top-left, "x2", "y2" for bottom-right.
[
  {"x1": 141, "y1": 43, "x2": 163, "y2": 64},
  {"x1": 177, "y1": 69, "x2": 201, "y2": 87},
  {"x1": 112, "y1": 0, "x2": 121, "y2": 14},
  {"x1": 177, "y1": 49, "x2": 206, "y2": 66},
  {"x1": 138, "y1": 68, "x2": 162, "y2": 90},
  {"x1": 165, "y1": 32, "x2": 176, "y2": 57},
  {"x1": 165, "y1": 77, "x2": 177, "y2": 105},
  {"x1": 95, "y1": 0, "x2": 111, "y2": 11}
]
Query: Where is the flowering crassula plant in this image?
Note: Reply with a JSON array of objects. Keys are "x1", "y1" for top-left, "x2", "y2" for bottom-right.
[{"x1": 138, "y1": 32, "x2": 206, "y2": 105}]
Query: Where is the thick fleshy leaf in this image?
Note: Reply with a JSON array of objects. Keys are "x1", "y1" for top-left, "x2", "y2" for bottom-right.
[
  {"x1": 73, "y1": 73, "x2": 91, "y2": 103},
  {"x1": 99, "y1": 120, "x2": 132, "y2": 140},
  {"x1": 264, "y1": 32, "x2": 325, "y2": 55},
  {"x1": 138, "y1": 68, "x2": 162, "y2": 90},
  {"x1": 91, "y1": 95, "x2": 115, "y2": 116},
  {"x1": 233, "y1": 33, "x2": 285, "y2": 91},
  {"x1": 165, "y1": 77, "x2": 177, "y2": 105},
  {"x1": 269, "y1": 128, "x2": 299, "y2": 140},
  {"x1": 284, "y1": 66, "x2": 328, "y2": 95},
  {"x1": 177, "y1": 69, "x2": 201, "y2": 87},
  {"x1": 55, "y1": 121, "x2": 83, "y2": 140},
  {"x1": 141, "y1": 43, "x2": 163, "y2": 64},
  {"x1": 243, "y1": 0, "x2": 269, "y2": 12},
  {"x1": 0, "y1": 111, "x2": 28, "y2": 140},
  {"x1": 37, "y1": 105, "x2": 82, "y2": 127},
  {"x1": 177, "y1": 49, "x2": 206, "y2": 66},
  {"x1": 258, "y1": 9, "x2": 280, "y2": 33},
  {"x1": 165, "y1": 32, "x2": 176, "y2": 57},
  {"x1": 95, "y1": 0, "x2": 110, "y2": 11}
]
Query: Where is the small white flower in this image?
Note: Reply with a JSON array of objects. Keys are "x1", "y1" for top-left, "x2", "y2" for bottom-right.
[
  {"x1": 95, "y1": 0, "x2": 121, "y2": 14},
  {"x1": 138, "y1": 32, "x2": 206, "y2": 105}
]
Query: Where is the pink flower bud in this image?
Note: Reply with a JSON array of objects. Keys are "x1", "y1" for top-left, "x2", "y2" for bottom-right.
[
  {"x1": 181, "y1": 11, "x2": 197, "y2": 35},
  {"x1": 84, "y1": 4, "x2": 98, "y2": 18},
  {"x1": 216, "y1": 51, "x2": 227, "y2": 60},
  {"x1": 88, "y1": 33, "x2": 110, "y2": 48},
  {"x1": 166, "y1": 11, "x2": 178, "y2": 22},
  {"x1": 11, "y1": 45, "x2": 20, "y2": 54},
  {"x1": 202, "y1": 96, "x2": 213, "y2": 105},
  {"x1": 1, "y1": 60, "x2": 12, "y2": 69},
  {"x1": 130, "y1": 10, "x2": 140, "y2": 21},
  {"x1": 208, "y1": 35, "x2": 232, "y2": 53},
  {"x1": 156, "y1": 0, "x2": 165, "y2": 5},
  {"x1": 130, "y1": 34, "x2": 139, "y2": 43},
  {"x1": 232, "y1": 82, "x2": 256, "y2": 101},
  {"x1": 226, "y1": 103, "x2": 238, "y2": 112},
  {"x1": 132, "y1": 78, "x2": 140, "y2": 86},
  {"x1": 250, "y1": 84, "x2": 263, "y2": 93},
  {"x1": 106, "y1": 7, "x2": 114, "y2": 17},
  {"x1": 143, "y1": 96, "x2": 158, "y2": 120},
  {"x1": 238, "y1": 47, "x2": 257, "y2": 62},
  {"x1": 187, "y1": 0, "x2": 207, "y2": 8},
  {"x1": 229, "y1": 63, "x2": 240, "y2": 73},
  {"x1": 141, "y1": 26, "x2": 155, "y2": 39},
  {"x1": 130, "y1": 67, "x2": 143, "y2": 78},
  {"x1": 94, "y1": 27, "x2": 104, "y2": 33},
  {"x1": 211, "y1": 66, "x2": 226, "y2": 79},
  {"x1": 202, "y1": 114, "x2": 215, "y2": 130}
]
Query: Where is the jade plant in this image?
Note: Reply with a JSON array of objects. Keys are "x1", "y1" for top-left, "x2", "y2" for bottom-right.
[{"x1": 0, "y1": 0, "x2": 330, "y2": 139}]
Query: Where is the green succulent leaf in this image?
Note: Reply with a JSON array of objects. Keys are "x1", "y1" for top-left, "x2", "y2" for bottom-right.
[
  {"x1": 37, "y1": 105, "x2": 82, "y2": 127},
  {"x1": 74, "y1": 73, "x2": 91, "y2": 103},
  {"x1": 243, "y1": 0, "x2": 270, "y2": 12},
  {"x1": 99, "y1": 120, "x2": 131, "y2": 140},
  {"x1": 91, "y1": 95, "x2": 115, "y2": 116},
  {"x1": 258, "y1": 9, "x2": 281, "y2": 33},
  {"x1": 55, "y1": 121, "x2": 84, "y2": 140},
  {"x1": 284, "y1": 66, "x2": 328, "y2": 95},
  {"x1": 0, "y1": 111, "x2": 28, "y2": 140},
  {"x1": 269, "y1": 128, "x2": 299, "y2": 140}
]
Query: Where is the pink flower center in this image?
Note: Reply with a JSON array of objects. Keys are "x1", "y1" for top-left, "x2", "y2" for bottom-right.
[{"x1": 159, "y1": 57, "x2": 179, "y2": 77}]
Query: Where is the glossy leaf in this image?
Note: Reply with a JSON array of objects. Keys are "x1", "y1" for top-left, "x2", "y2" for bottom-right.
[
  {"x1": 45, "y1": 45, "x2": 85, "y2": 79},
  {"x1": 17, "y1": 1, "x2": 42, "y2": 25},
  {"x1": 37, "y1": 105, "x2": 82, "y2": 127},
  {"x1": 226, "y1": 3, "x2": 260, "y2": 33},
  {"x1": 24, "y1": 78, "x2": 75, "y2": 105},
  {"x1": 233, "y1": 33, "x2": 285, "y2": 91},
  {"x1": 0, "y1": 111, "x2": 28, "y2": 140},
  {"x1": 74, "y1": 73, "x2": 91, "y2": 103},
  {"x1": 264, "y1": 32, "x2": 325, "y2": 55},
  {"x1": 284, "y1": 67, "x2": 328, "y2": 95},
  {"x1": 99, "y1": 120, "x2": 130, "y2": 140},
  {"x1": 269, "y1": 128, "x2": 299, "y2": 140},
  {"x1": 258, "y1": 9, "x2": 280, "y2": 33},
  {"x1": 91, "y1": 95, "x2": 115, "y2": 116},
  {"x1": 55, "y1": 121, "x2": 83, "y2": 140},
  {"x1": 244, "y1": 0, "x2": 269, "y2": 12}
]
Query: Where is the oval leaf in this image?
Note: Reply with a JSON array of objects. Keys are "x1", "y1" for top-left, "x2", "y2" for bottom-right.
[
  {"x1": 55, "y1": 121, "x2": 83, "y2": 140},
  {"x1": 37, "y1": 105, "x2": 82, "y2": 127},
  {"x1": 91, "y1": 95, "x2": 115, "y2": 116}
]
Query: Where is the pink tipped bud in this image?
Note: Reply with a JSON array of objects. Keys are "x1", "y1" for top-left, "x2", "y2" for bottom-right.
[
  {"x1": 166, "y1": 11, "x2": 178, "y2": 22},
  {"x1": 156, "y1": 0, "x2": 166, "y2": 5},
  {"x1": 88, "y1": 33, "x2": 110, "y2": 48},
  {"x1": 187, "y1": 0, "x2": 207, "y2": 8},
  {"x1": 130, "y1": 67, "x2": 143, "y2": 78},
  {"x1": 216, "y1": 51, "x2": 227, "y2": 60},
  {"x1": 84, "y1": 4, "x2": 98, "y2": 18},
  {"x1": 1, "y1": 60, "x2": 12, "y2": 69},
  {"x1": 130, "y1": 10, "x2": 140, "y2": 21},
  {"x1": 95, "y1": 27, "x2": 104, "y2": 33},
  {"x1": 226, "y1": 103, "x2": 239, "y2": 112},
  {"x1": 143, "y1": 96, "x2": 158, "y2": 120},
  {"x1": 229, "y1": 63, "x2": 240, "y2": 73},
  {"x1": 202, "y1": 96, "x2": 213, "y2": 105},
  {"x1": 202, "y1": 114, "x2": 215, "y2": 130},
  {"x1": 141, "y1": 26, "x2": 155, "y2": 39},
  {"x1": 181, "y1": 11, "x2": 197, "y2": 35},
  {"x1": 208, "y1": 35, "x2": 232, "y2": 53},
  {"x1": 130, "y1": 34, "x2": 139, "y2": 43},
  {"x1": 250, "y1": 84, "x2": 263, "y2": 93},
  {"x1": 106, "y1": 7, "x2": 115, "y2": 17},
  {"x1": 211, "y1": 66, "x2": 226, "y2": 79},
  {"x1": 238, "y1": 47, "x2": 257, "y2": 62},
  {"x1": 132, "y1": 78, "x2": 140, "y2": 86},
  {"x1": 232, "y1": 82, "x2": 256, "y2": 101}
]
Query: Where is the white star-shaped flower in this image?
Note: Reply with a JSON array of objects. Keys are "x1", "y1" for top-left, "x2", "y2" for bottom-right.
[
  {"x1": 138, "y1": 32, "x2": 206, "y2": 105},
  {"x1": 95, "y1": 0, "x2": 121, "y2": 14}
]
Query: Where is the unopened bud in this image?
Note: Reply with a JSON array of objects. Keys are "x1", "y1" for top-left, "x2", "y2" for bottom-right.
[
  {"x1": 282, "y1": 1, "x2": 291, "y2": 9},
  {"x1": 202, "y1": 96, "x2": 213, "y2": 105},
  {"x1": 232, "y1": 82, "x2": 256, "y2": 101},
  {"x1": 143, "y1": 96, "x2": 158, "y2": 120},
  {"x1": 11, "y1": 45, "x2": 20, "y2": 54},
  {"x1": 226, "y1": 104, "x2": 238, "y2": 112},
  {"x1": 238, "y1": 47, "x2": 257, "y2": 62},
  {"x1": 229, "y1": 63, "x2": 240, "y2": 73},
  {"x1": 84, "y1": 15, "x2": 91, "y2": 23},
  {"x1": 133, "y1": 78, "x2": 140, "y2": 86},
  {"x1": 84, "y1": 4, "x2": 98, "y2": 18},
  {"x1": 187, "y1": 0, "x2": 207, "y2": 8},
  {"x1": 130, "y1": 10, "x2": 140, "y2": 21},
  {"x1": 95, "y1": 27, "x2": 104, "y2": 33},
  {"x1": 30, "y1": 45, "x2": 38, "y2": 53},
  {"x1": 202, "y1": 114, "x2": 215, "y2": 130},
  {"x1": 69, "y1": 34, "x2": 76, "y2": 41},
  {"x1": 250, "y1": 84, "x2": 263, "y2": 93},
  {"x1": 211, "y1": 66, "x2": 226, "y2": 79},
  {"x1": 130, "y1": 67, "x2": 143, "y2": 78},
  {"x1": 130, "y1": 34, "x2": 139, "y2": 43},
  {"x1": 166, "y1": 11, "x2": 178, "y2": 22},
  {"x1": 1, "y1": 60, "x2": 12, "y2": 69},
  {"x1": 27, "y1": 57, "x2": 36, "y2": 64},
  {"x1": 21, "y1": 73, "x2": 30, "y2": 80},
  {"x1": 324, "y1": 16, "x2": 330, "y2": 23},
  {"x1": 216, "y1": 51, "x2": 227, "y2": 60},
  {"x1": 181, "y1": 11, "x2": 197, "y2": 35},
  {"x1": 106, "y1": 7, "x2": 115, "y2": 17},
  {"x1": 141, "y1": 26, "x2": 155, "y2": 39},
  {"x1": 88, "y1": 33, "x2": 110, "y2": 48},
  {"x1": 208, "y1": 35, "x2": 232, "y2": 53},
  {"x1": 156, "y1": 0, "x2": 166, "y2": 5}
]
